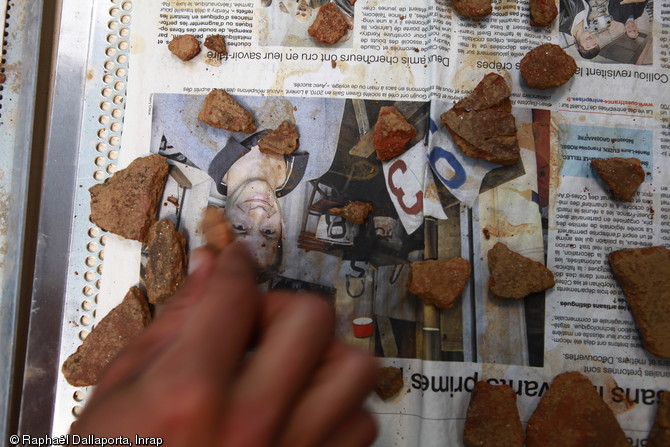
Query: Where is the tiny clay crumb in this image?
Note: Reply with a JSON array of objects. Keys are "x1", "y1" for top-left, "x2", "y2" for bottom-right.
[
  {"x1": 167, "y1": 196, "x2": 179, "y2": 206},
  {"x1": 168, "y1": 34, "x2": 201, "y2": 61},
  {"x1": 204, "y1": 34, "x2": 227, "y2": 55},
  {"x1": 331, "y1": 59, "x2": 337, "y2": 68},
  {"x1": 375, "y1": 367, "x2": 404, "y2": 400},
  {"x1": 329, "y1": 201, "x2": 372, "y2": 224},
  {"x1": 0, "y1": 73, "x2": 5, "y2": 84}
]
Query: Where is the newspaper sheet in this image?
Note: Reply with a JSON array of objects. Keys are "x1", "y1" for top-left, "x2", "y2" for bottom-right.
[{"x1": 92, "y1": 0, "x2": 669, "y2": 445}]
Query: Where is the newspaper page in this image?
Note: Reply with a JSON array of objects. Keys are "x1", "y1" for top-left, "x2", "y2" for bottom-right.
[{"x1": 89, "y1": 0, "x2": 670, "y2": 445}]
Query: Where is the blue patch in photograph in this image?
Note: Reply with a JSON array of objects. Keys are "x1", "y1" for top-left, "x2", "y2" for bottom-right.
[{"x1": 557, "y1": 124, "x2": 652, "y2": 179}]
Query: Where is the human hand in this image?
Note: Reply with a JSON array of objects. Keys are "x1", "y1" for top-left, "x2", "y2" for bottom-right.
[{"x1": 72, "y1": 243, "x2": 379, "y2": 447}]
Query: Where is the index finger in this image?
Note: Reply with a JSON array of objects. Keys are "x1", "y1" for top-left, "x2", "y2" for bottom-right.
[{"x1": 137, "y1": 242, "x2": 261, "y2": 391}]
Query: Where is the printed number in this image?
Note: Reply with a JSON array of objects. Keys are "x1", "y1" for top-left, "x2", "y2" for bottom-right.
[
  {"x1": 429, "y1": 147, "x2": 466, "y2": 189},
  {"x1": 388, "y1": 159, "x2": 423, "y2": 215},
  {"x1": 325, "y1": 214, "x2": 346, "y2": 239}
]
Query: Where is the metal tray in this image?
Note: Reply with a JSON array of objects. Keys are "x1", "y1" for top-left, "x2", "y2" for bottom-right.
[
  {"x1": 0, "y1": 0, "x2": 44, "y2": 442},
  {"x1": 19, "y1": 0, "x2": 130, "y2": 436}
]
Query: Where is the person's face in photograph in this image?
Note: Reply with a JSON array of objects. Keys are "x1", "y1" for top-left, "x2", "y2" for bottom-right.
[
  {"x1": 579, "y1": 31, "x2": 598, "y2": 50},
  {"x1": 625, "y1": 19, "x2": 639, "y2": 39},
  {"x1": 226, "y1": 179, "x2": 282, "y2": 274}
]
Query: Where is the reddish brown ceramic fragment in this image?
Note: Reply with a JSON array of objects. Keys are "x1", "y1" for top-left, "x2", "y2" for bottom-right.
[
  {"x1": 526, "y1": 372, "x2": 629, "y2": 447},
  {"x1": 463, "y1": 381, "x2": 524, "y2": 447},
  {"x1": 62, "y1": 287, "x2": 151, "y2": 387},
  {"x1": 409, "y1": 258, "x2": 472, "y2": 309},
  {"x1": 145, "y1": 219, "x2": 187, "y2": 305},
  {"x1": 89, "y1": 154, "x2": 169, "y2": 243},
  {"x1": 198, "y1": 89, "x2": 257, "y2": 133},
  {"x1": 591, "y1": 157, "x2": 645, "y2": 202},
  {"x1": 609, "y1": 246, "x2": 670, "y2": 358},
  {"x1": 329, "y1": 201, "x2": 372, "y2": 225},
  {"x1": 308, "y1": 3, "x2": 351, "y2": 45},
  {"x1": 373, "y1": 106, "x2": 417, "y2": 162},
  {"x1": 488, "y1": 242, "x2": 555, "y2": 299},
  {"x1": 168, "y1": 34, "x2": 201, "y2": 61},
  {"x1": 520, "y1": 44, "x2": 577, "y2": 89}
]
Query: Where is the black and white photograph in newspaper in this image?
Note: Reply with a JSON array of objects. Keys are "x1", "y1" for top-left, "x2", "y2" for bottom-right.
[
  {"x1": 147, "y1": 91, "x2": 559, "y2": 368},
  {"x1": 558, "y1": 0, "x2": 652, "y2": 64},
  {"x1": 149, "y1": 93, "x2": 435, "y2": 359}
]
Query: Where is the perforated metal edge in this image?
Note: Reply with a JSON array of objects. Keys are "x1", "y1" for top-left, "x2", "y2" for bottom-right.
[
  {"x1": 50, "y1": 0, "x2": 132, "y2": 435},
  {"x1": 16, "y1": 0, "x2": 131, "y2": 437}
]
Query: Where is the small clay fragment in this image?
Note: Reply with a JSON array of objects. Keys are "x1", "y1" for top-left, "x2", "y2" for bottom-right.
[
  {"x1": 258, "y1": 121, "x2": 299, "y2": 155},
  {"x1": 168, "y1": 34, "x2": 201, "y2": 61},
  {"x1": 308, "y1": 3, "x2": 352, "y2": 45},
  {"x1": 441, "y1": 73, "x2": 520, "y2": 166},
  {"x1": 373, "y1": 106, "x2": 418, "y2": 161},
  {"x1": 452, "y1": 0, "x2": 492, "y2": 18},
  {"x1": 526, "y1": 371, "x2": 629, "y2": 447},
  {"x1": 463, "y1": 382, "x2": 524, "y2": 447},
  {"x1": 520, "y1": 43, "x2": 577, "y2": 89},
  {"x1": 375, "y1": 366, "x2": 404, "y2": 400},
  {"x1": 609, "y1": 246, "x2": 670, "y2": 359},
  {"x1": 591, "y1": 157, "x2": 644, "y2": 202},
  {"x1": 204, "y1": 34, "x2": 227, "y2": 55},
  {"x1": 409, "y1": 258, "x2": 471, "y2": 309},
  {"x1": 89, "y1": 154, "x2": 169, "y2": 243},
  {"x1": 530, "y1": 0, "x2": 558, "y2": 27},
  {"x1": 349, "y1": 0, "x2": 357, "y2": 4},
  {"x1": 201, "y1": 206, "x2": 235, "y2": 252},
  {"x1": 62, "y1": 287, "x2": 151, "y2": 387},
  {"x1": 488, "y1": 242, "x2": 555, "y2": 299},
  {"x1": 329, "y1": 201, "x2": 372, "y2": 225},
  {"x1": 198, "y1": 89, "x2": 257, "y2": 133},
  {"x1": 145, "y1": 220, "x2": 187, "y2": 305},
  {"x1": 0, "y1": 73, "x2": 5, "y2": 84},
  {"x1": 649, "y1": 391, "x2": 670, "y2": 447}
]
